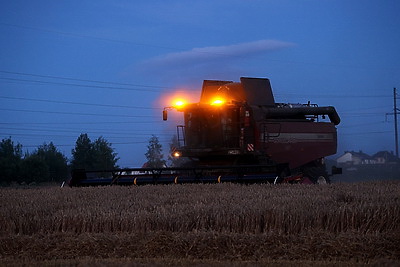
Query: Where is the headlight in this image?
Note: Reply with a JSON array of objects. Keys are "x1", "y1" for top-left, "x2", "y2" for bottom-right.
[{"x1": 173, "y1": 151, "x2": 181, "y2": 158}]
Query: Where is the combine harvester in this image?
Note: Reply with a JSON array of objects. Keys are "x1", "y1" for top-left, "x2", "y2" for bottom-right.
[{"x1": 69, "y1": 77, "x2": 341, "y2": 186}]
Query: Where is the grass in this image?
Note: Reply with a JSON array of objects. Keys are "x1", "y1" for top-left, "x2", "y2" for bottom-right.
[{"x1": 1, "y1": 181, "x2": 399, "y2": 265}]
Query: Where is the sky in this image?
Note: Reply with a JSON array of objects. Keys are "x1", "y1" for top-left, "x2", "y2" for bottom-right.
[{"x1": 0, "y1": 0, "x2": 399, "y2": 167}]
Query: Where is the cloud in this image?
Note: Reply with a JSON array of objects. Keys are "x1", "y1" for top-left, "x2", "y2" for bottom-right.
[
  {"x1": 142, "y1": 39, "x2": 294, "y2": 68},
  {"x1": 135, "y1": 39, "x2": 294, "y2": 85}
]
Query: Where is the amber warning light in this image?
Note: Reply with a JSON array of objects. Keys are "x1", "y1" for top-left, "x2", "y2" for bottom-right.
[
  {"x1": 173, "y1": 99, "x2": 186, "y2": 109},
  {"x1": 172, "y1": 151, "x2": 181, "y2": 158},
  {"x1": 211, "y1": 98, "x2": 225, "y2": 106},
  {"x1": 163, "y1": 98, "x2": 188, "y2": 121}
]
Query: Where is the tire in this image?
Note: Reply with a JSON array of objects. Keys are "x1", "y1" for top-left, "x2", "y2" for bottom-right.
[{"x1": 303, "y1": 159, "x2": 330, "y2": 184}]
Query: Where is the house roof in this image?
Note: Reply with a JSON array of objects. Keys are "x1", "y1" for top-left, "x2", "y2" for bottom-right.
[
  {"x1": 343, "y1": 150, "x2": 373, "y2": 160},
  {"x1": 372, "y1": 151, "x2": 400, "y2": 162}
]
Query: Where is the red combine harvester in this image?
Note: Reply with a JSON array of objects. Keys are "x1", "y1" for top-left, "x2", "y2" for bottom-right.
[{"x1": 69, "y1": 77, "x2": 341, "y2": 186}]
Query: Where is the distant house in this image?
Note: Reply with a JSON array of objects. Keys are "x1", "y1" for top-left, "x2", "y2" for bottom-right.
[
  {"x1": 372, "y1": 151, "x2": 400, "y2": 164},
  {"x1": 336, "y1": 151, "x2": 375, "y2": 165},
  {"x1": 337, "y1": 150, "x2": 400, "y2": 165}
]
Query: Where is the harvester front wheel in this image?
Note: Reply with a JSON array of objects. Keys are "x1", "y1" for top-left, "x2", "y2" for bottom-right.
[{"x1": 302, "y1": 159, "x2": 330, "y2": 184}]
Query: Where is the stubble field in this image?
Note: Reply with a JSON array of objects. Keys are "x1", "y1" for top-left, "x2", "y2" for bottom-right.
[{"x1": 0, "y1": 181, "x2": 399, "y2": 266}]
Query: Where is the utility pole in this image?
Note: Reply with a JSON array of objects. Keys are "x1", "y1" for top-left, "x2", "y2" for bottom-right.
[
  {"x1": 387, "y1": 88, "x2": 399, "y2": 157},
  {"x1": 394, "y1": 88, "x2": 398, "y2": 157}
]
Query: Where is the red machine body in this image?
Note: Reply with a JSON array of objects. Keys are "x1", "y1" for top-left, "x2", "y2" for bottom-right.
[{"x1": 171, "y1": 77, "x2": 340, "y2": 181}]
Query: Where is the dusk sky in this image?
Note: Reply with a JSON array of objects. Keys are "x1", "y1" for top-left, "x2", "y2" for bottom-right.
[{"x1": 1, "y1": 1, "x2": 399, "y2": 167}]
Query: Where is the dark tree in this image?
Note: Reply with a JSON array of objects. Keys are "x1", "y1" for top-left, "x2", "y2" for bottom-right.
[
  {"x1": 16, "y1": 142, "x2": 69, "y2": 184},
  {"x1": 92, "y1": 136, "x2": 119, "y2": 170},
  {"x1": 20, "y1": 154, "x2": 49, "y2": 183},
  {"x1": 71, "y1": 134, "x2": 118, "y2": 171},
  {"x1": 70, "y1": 133, "x2": 94, "y2": 170},
  {"x1": 145, "y1": 135, "x2": 166, "y2": 168},
  {"x1": 0, "y1": 137, "x2": 22, "y2": 183},
  {"x1": 34, "y1": 142, "x2": 68, "y2": 181}
]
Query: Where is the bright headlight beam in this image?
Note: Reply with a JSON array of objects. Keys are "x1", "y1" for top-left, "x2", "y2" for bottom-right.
[{"x1": 211, "y1": 98, "x2": 224, "y2": 105}]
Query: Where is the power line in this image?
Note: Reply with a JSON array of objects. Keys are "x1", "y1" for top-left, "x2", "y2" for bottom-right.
[
  {"x1": 339, "y1": 113, "x2": 385, "y2": 118},
  {"x1": 337, "y1": 105, "x2": 388, "y2": 113},
  {"x1": 0, "y1": 120, "x2": 167, "y2": 125},
  {"x1": 340, "y1": 131, "x2": 392, "y2": 136},
  {"x1": 20, "y1": 141, "x2": 150, "y2": 148},
  {"x1": 2, "y1": 127, "x2": 173, "y2": 136},
  {"x1": 0, "y1": 132, "x2": 81, "y2": 138},
  {"x1": 0, "y1": 95, "x2": 161, "y2": 110},
  {"x1": 0, "y1": 132, "x2": 172, "y2": 140},
  {"x1": 338, "y1": 121, "x2": 386, "y2": 128},
  {"x1": 0, "y1": 107, "x2": 156, "y2": 118},
  {"x1": 0, "y1": 22, "x2": 189, "y2": 52},
  {"x1": 276, "y1": 93, "x2": 391, "y2": 98},
  {"x1": 1, "y1": 134, "x2": 172, "y2": 148},
  {"x1": 0, "y1": 70, "x2": 172, "y2": 90},
  {"x1": 0, "y1": 23, "x2": 233, "y2": 58},
  {"x1": 0, "y1": 127, "x2": 175, "y2": 138},
  {"x1": 0, "y1": 77, "x2": 163, "y2": 93}
]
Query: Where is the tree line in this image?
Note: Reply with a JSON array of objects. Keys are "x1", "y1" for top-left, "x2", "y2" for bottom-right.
[{"x1": 0, "y1": 133, "x2": 176, "y2": 185}]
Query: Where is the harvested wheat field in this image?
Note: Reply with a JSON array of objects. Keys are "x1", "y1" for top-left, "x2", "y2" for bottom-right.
[{"x1": 1, "y1": 181, "x2": 400, "y2": 266}]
